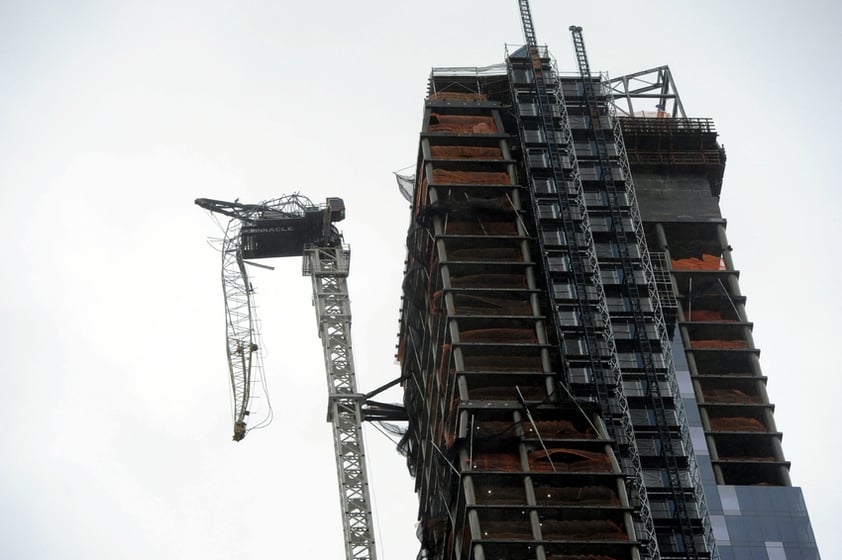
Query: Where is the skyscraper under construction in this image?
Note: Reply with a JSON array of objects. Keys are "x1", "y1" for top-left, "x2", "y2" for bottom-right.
[{"x1": 395, "y1": 18, "x2": 820, "y2": 560}]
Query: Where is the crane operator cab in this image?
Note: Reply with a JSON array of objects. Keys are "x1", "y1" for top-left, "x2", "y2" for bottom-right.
[{"x1": 240, "y1": 197, "x2": 345, "y2": 260}]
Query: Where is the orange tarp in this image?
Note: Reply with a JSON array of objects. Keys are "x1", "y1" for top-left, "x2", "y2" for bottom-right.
[
  {"x1": 432, "y1": 168, "x2": 510, "y2": 185},
  {"x1": 686, "y1": 309, "x2": 733, "y2": 322},
  {"x1": 430, "y1": 145, "x2": 504, "y2": 160},
  {"x1": 429, "y1": 113, "x2": 497, "y2": 134},
  {"x1": 671, "y1": 253, "x2": 726, "y2": 271}
]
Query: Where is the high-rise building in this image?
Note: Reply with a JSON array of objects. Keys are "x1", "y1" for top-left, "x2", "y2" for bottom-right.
[{"x1": 395, "y1": 31, "x2": 820, "y2": 560}]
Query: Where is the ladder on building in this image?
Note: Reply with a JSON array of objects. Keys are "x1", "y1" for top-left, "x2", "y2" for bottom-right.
[
  {"x1": 513, "y1": 2, "x2": 659, "y2": 557},
  {"x1": 569, "y1": 26, "x2": 703, "y2": 559}
]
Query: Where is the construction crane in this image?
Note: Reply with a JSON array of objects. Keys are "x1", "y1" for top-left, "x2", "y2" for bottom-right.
[{"x1": 196, "y1": 194, "x2": 379, "y2": 560}]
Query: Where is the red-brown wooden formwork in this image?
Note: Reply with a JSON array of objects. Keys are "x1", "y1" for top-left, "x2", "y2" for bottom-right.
[
  {"x1": 465, "y1": 419, "x2": 594, "y2": 441},
  {"x1": 671, "y1": 253, "x2": 726, "y2": 270},
  {"x1": 431, "y1": 292, "x2": 533, "y2": 316},
  {"x1": 449, "y1": 273, "x2": 528, "y2": 289},
  {"x1": 466, "y1": 385, "x2": 547, "y2": 402},
  {"x1": 446, "y1": 247, "x2": 524, "y2": 262},
  {"x1": 444, "y1": 219, "x2": 519, "y2": 235},
  {"x1": 465, "y1": 449, "x2": 612, "y2": 473},
  {"x1": 535, "y1": 485, "x2": 621, "y2": 507},
  {"x1": 477, "y1": 519, "x2": 627, "y2": 541},
  {"x1": 545, "y1": 555, "x2": 618, "y2": 560},
  {"x1": 428, "y1": 113, "x2": 497, "y2": 134},
  {"x1": 702, "y1": 388, "x2": 762, "y2": 404},
  {"x1": 459, "y1": 328, "x2": 538, "y2": 344},
  {"x1": 430, "y1": 145, "x2": 504, "y2": 160},
  {"x1": 708, "y1": 416, "x2": 767, "y2": 432},
  {"x1": 522, "y1": 419, "x2": 597, "y2": 440},
  {"x1": 461, "y1": 353, "x2": 543, "y2": 372},
  {"x1": 528, "y1": 449, "x2": 614, "y2": 473},
  {"x1": 685, "y1": 309, "x2": 735, "y2": 322},
  {"x1": 432, "y1": 168, "x2": 510, "y2": 185},
  {"x1": 541, "y1": 519, "x2": 628, "y2": 541}
]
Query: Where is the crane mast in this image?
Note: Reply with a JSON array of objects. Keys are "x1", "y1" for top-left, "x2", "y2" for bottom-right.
[
  {"x1": 304, "y1": 245, "x2": 377, "y2": 560},
  {"x1": 197, "y1": 195, "x2": 377, "y2": 560}
]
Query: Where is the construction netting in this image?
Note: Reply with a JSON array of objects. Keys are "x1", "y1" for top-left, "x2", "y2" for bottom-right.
[
  {"x1": 708, "y1": 416, "x2": 767, "y2": 432},
  {"x1": 437, "y1": 345, "x2": 452, "y2": 387},
  {"x1": 685, "y1": 309, "x2": 734, "y2": 322},
  {"x1": 432, "y1": 168, "x2": 510, "y2": 185},
  {"x1": 718, "y1": 453, "x2": 777, "y2": 462},
  {"x1": 466, "y1": 451, "x2": 523, "y2": 471},
  {"x1": 461, "y1": 354, "x2": 543, "y2": 372},
  {"x1": 691, "y1": 339, "x2": 749, "y2": 349},
  {"x1": 459, "y1": 328, "x2": 538, "y2": 344},
  {"x1": 540, "y1": 519, "x2": 627, "y2": 541},
  {"x1": 545, "y1": 555, "x2": 618, "y2": 560},
  {"x1": 522, "y1": 419, "x2": 596, "y2": 439},
  {"x1": 528, "y1": 448, "x2": 613, "y2": 473},
  {"x1": 446, "y1": 247, "x2": 523, "y2": 261},
  {"x1": 475, "y1": 518, "x2": 632, "y2": 543},
  {"x1": 534, "y1": 485, "x2": 620, "y2": 506},
  {"x1": 477, "y1": 520, "x2": 532, "y2": 539},
  {"x1": 450, "y1": 273, "x2": 527, "y2": 289},
  {"x1": 474, "y1": 484, "x2": 527, "y2": 505},
  {"x1": 431, "y1": 145, "x2": 504, "y2": 160},
  {"x1": 471, "y1": 420, "x2": 525, "y2": 440},
  {"x1": 427, "y1": 92, "x2": 488, "y2": 102},
  {"x1": 467, "y1": 385, "x2": 547, "y2": 401},
  {"x1": 432, "y1": 292, "x2": 533, "y2": 316},
  {"x1": 428, "y1": 113, "x2": 497, "y2": 134},
  {"x1": 702, "y1": 388, "x2": 761, "y2": 404},
  {"x1": 671, "y1": 254, "x2": 726, "y2": 271},
  {"x1": 444, "y1": 219, "x2": 518, "y2": 235}
]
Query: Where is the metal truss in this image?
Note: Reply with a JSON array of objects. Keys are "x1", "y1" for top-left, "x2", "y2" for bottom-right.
[
  {"x1": 304, "y1": 245, "x2": 377, "y2": 560},
  {"x1": 219, "y1": 218, "x2": 271, "y2": 441},
  {"x1": 605, "y1": 65, "x2": 688, "y2": 119}
]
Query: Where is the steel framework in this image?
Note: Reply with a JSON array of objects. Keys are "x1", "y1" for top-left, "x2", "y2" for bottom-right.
[
  {"x1": 304, "y1": 245, "x2": 377, "y2": 560},
  {"x1": 605, "y1": 66, "x2": 688, "y2": 119},
  {"x1": 198, "y1": 195, "x2": 379, "y2": 560}
]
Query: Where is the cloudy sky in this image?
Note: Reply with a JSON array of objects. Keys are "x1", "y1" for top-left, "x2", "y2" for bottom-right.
[{"x1": 1, "y1": 1, "x2": 839, "y2": 558}]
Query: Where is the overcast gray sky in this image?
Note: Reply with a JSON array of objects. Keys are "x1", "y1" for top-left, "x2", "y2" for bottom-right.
[{"x1": 1, "y1": 1, "x2": 838, "y2": 558}]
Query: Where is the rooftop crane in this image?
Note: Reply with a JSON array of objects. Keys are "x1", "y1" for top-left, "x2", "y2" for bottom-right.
[{"x1": 196, "y1": 194, "x2": 381, "y2": 560}]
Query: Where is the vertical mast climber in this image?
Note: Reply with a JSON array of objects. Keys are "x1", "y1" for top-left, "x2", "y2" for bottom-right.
[
  {"x1": 196, "y1": 195, "x2": 378, "y2": 560},
  {"x1": 512, "y1": 1, "x2": 659, "y2": 557}
]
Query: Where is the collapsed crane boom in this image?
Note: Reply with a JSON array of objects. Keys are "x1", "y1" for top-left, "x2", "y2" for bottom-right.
[{"x1": 197, "y1": 194, "x2": 377, "y2": 559}]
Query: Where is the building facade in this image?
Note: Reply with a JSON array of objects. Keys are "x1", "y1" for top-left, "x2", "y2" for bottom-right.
[{"x1": 396, "y1": 43, "x2": 819, "y2": 560}]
